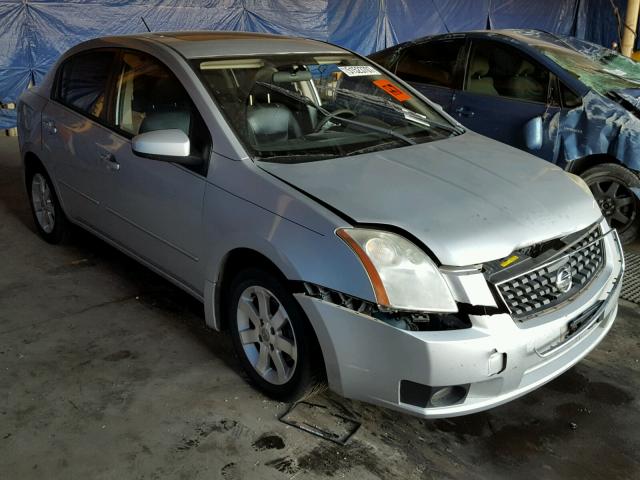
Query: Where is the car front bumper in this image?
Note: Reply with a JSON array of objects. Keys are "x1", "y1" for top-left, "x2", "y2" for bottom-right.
[{"x1": 296, "y1": 228, "x2": 624, "y2": 419}]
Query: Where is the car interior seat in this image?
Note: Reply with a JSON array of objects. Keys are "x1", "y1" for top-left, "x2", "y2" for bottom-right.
[
  {"x1": 506, "y1": 60, "x2": 546, "y2": 102},
  {"x1": 246, "y1": 66, "x2": 302, "y2": 148},
  {"x1": 138, "y1": 76, "x2": 192, "y2": 136},
  {"x1": 466, "y1": 55, "x2": 498, "y2": 96}
]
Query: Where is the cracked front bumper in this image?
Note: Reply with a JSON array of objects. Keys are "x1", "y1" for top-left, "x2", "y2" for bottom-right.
[{"x1": 296, "y1": 229, "x2": 624, "y2": 419}]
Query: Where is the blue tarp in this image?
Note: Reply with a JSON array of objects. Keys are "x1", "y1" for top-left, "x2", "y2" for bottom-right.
[{"x1": 0, "y1": 0, "x2": 631, "y2": 128}]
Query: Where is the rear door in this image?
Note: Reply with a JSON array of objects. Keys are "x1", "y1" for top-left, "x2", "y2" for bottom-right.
[
  {"x1": 393, "y1": 38, "x2": 466, "y2": 110},
  {"x1": 42, "y1": 50, "x2": 118, "y2": 227},
  {"x1": 450, "y1": 39, "x2": 560, "y2": 159}
]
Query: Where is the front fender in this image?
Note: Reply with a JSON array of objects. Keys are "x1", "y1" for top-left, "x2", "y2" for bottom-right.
[{"x1": 200, "y1": 176, "x2": 375, "y2": 330}]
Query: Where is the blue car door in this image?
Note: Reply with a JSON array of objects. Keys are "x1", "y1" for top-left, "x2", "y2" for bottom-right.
[
  {"x1": 393, "y1": 38, "x2": 466, "y2": 111},
  {"x1": 450, "y1": 39, "x2": 560, "y2": 160}
]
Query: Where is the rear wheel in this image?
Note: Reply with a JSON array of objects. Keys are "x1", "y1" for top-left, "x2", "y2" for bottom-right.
[
  {"x1": 227, "y1": 268, "x2": 324, "y2": 402},
  {"x1": 27, "y1": 166, "x2": 70, "y2": 244},
  {"x1": 581, "y1": 163, "x2": 640, "y2": 244}
]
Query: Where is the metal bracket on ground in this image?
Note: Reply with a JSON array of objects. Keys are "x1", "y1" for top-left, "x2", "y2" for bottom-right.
[{"x1": 278, "y1": 401, "x2": 361, "y2": 445}]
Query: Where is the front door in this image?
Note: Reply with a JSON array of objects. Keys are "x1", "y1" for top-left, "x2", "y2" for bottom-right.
[
  {"x1": 450, "y1": 39, "x2": 560, "y2": 160},
  {"x1": 98, "y1": 50, "x2": 212, "y2": 293}
]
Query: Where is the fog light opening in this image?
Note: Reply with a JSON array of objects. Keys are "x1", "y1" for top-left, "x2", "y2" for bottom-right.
[
  {"x1": 399, "y1": 380, "x2": 469, "y2": 408},
  {"x1": 429, "y1": 385, "x2": 468, "y2": 408}
]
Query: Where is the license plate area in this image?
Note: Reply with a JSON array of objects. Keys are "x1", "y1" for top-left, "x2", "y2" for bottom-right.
[{"x1": 535, "y1": 300, "x2": 604, "y2": 357}]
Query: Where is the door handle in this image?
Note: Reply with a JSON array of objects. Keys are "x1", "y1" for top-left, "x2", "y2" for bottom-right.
[
  {"x1": 455, "y1": 106, "x2": 475, "y2": 118},
  {"x1": 100, "y1": 152, "x2": 120, "y2": 171},
  {"x1": 43, "y1": 120, "x2": 57, "y2": 134}
]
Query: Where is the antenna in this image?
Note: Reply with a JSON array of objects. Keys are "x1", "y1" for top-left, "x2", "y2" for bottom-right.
[{"x1": 141, "y1": 17, "x2": 151, "y2": 33}]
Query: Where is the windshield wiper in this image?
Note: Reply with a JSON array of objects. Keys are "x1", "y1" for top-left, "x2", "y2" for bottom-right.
[
  {"x1": 425, "y1": 120, "x2": 465, "y2": 135},
  {"x1": 336, "y1": 88, "x2": 464, "y2": 135},
  {"x1": 255, "y1": 81, "x2": 329, "y2": 113},
  {"x1": 255, "y1": 152, "x2": 339, "y2": 163},
  {"x1": 326, "y1": 115, "x2": 416, "y2": 146},
  {"x1": 344, "y1": 139, "x2": 409, "y2": 157}
]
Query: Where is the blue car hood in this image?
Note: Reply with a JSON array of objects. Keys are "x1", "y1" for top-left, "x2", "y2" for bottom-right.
[{"x1": 259, "y1": 132, "x2": 601, "y2": 266}]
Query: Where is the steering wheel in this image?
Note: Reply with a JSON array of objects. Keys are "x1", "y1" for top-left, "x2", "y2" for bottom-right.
[{"x1": 314, "y1": 108, "x2": 357, "y2": 132}]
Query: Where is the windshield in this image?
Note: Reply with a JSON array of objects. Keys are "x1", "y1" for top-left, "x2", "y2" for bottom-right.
[
  {"x1": 537, "y1": 45, "x2": 640, "y2": 95},
  {"x1": 194, "y1": 54, "x2": 462, "y2": 163}
]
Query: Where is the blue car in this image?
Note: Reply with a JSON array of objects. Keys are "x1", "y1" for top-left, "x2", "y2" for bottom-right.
[{"x1": 370, "y1": 29, "x2": 640, "y2": 243}]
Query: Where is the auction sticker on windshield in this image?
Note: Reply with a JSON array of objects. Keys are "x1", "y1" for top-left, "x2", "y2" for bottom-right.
[
  {"x1": 337, "y1": 65, "x2": 381, "y2": 76},
  {"x1": 373, "y1": 79, "x2": 411, "y2": 102}
]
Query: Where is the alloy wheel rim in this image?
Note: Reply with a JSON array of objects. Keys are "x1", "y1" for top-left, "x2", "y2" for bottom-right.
[
  {"x1": 31, "y1": 173, "x2": 55, "y2": 233},
  {"x1": 236, "y1": 286, "x2": 298, "y2": 386},
  {"x1": 589, "y1": 177, "x2": 637, "y2": 232}
]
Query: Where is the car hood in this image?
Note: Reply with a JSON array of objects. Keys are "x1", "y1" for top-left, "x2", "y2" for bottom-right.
[{"x1": 259, "y1": 132, "x2": 601, "y2": 266}]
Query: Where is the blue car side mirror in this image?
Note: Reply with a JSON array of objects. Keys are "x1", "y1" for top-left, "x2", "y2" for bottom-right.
[{"x1": 524, "y1": 116, "x2": 543, "y2": 151}]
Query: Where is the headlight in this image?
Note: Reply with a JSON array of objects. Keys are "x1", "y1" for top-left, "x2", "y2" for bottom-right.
[{"x1": 337, "y1": 228, "x2": 457, "y2": 312}]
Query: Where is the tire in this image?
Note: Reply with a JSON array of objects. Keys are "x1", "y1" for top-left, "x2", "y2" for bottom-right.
[
  {"x1": 581, "y1": 163, "x2": 640, "y2": 244},
  {"x1": 227, "y1": 268, "x2": 324, "y2": 402},
  {"x1": 26, "y1": 164, "x2": 70, "y2": 244}
]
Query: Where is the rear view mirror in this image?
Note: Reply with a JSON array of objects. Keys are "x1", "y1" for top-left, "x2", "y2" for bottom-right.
[
  {"x1": 132, "y1": 129, "x2": 192, "y2": 162},
  {"x1": 524, "y1": 116, "x2": 543, "y2": 151},
  {"x1": 272, "y1": 70, "x2": 312, "y2": 83}
]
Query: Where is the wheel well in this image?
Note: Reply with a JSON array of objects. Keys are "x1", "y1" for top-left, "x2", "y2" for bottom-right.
[
  {"x1": 566, "y1": 154, "x2": 621, "y2": 176},
  {"x1": 23, "y1": 152, "x2": 44, "y2": 188},
  {"x1": 216, "y1": 248, "x2": 292, "y2": 331},
  {"x1": 215, "y1": 248, "x2": 327, "y2": 379}
]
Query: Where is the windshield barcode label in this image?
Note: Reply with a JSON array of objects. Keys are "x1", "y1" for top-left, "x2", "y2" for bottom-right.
[{"x1": 338, "y1": 66, "x2": 381, "y2": 77}]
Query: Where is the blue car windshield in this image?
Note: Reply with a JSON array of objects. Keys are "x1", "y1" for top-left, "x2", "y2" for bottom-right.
[
  {"x1": 194, "y1": 54, "x2": 462, "y2": 163},
  {"x1": 537, "y1": 45, "x2": 640, "y2": 95}
]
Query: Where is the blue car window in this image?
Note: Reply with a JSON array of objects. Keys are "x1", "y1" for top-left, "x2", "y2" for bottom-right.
[
  {"x1": 465, "y1": 41, "x2": 550, "y2": 103},
  {"x1": 396, "y1": 40, "x2": 465, "y2": 89}
]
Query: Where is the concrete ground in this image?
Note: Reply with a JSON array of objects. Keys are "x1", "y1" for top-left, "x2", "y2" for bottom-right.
[{"x1": 1, "y1": 136, "x2": 639, "y2": 480}]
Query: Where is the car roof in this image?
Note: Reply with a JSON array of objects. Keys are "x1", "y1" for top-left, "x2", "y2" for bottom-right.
[
  {"x1": 91, "y1": 31, "x2": 346, "y2": 59},
  {"x1": 395, "y1": 29, "x2": 576, "y2": 51},
  {"x1": 474, "y1": 29, "x2": 576, "y2": 48}
]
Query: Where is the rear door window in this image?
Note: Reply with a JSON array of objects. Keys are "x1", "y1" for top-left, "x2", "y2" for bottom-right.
[
  {"x1": 395, "y1": 40, "x2": 465, "y2": 88},
  {"x1": 56, "y1": 51, "x2": 116, "y2": 120}
]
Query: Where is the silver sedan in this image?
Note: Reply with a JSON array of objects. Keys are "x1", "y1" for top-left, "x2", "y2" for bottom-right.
[{"x1": 17, "y1": 32, "x2": 623, "y2": 418}]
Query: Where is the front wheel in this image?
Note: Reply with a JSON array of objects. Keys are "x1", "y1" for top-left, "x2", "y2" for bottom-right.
[
  {"x1": 227, "y1": 268, "x2": 324, "y2": 402},
  {"x1": 581, "y1": 163, "x2": 640, "y2": 244}
]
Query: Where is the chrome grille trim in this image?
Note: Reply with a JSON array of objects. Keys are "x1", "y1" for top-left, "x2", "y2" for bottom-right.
[{"x1": 493, "y1": 226, "x2": 608, "y2": 321}]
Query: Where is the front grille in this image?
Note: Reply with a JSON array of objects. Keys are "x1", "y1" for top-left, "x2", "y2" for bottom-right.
[{"x1": 492, "y1": 225, "x2": 605, "y2": 321}]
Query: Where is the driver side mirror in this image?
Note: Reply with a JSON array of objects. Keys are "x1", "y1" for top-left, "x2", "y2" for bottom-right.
[
  {"x1": 524, "y1": 116, "x2": 543, "y2": 151},
  {"x1": 132, "y1": 129, "x2": 200, "y2": 166}
]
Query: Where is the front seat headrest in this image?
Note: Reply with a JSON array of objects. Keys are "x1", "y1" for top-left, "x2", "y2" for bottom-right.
[
  {"x1": 139, "y1": 110, "x2": 191, "y2": 136},
  {"x1": 516, "y1": 60, "x2": 536, "y2": 77},
  {"x1": 247, "y1": 104, "x2": 302, "y2": 147},
  {"x1": 469, "y1": 55, "x2": 490, "y2": 78}
]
